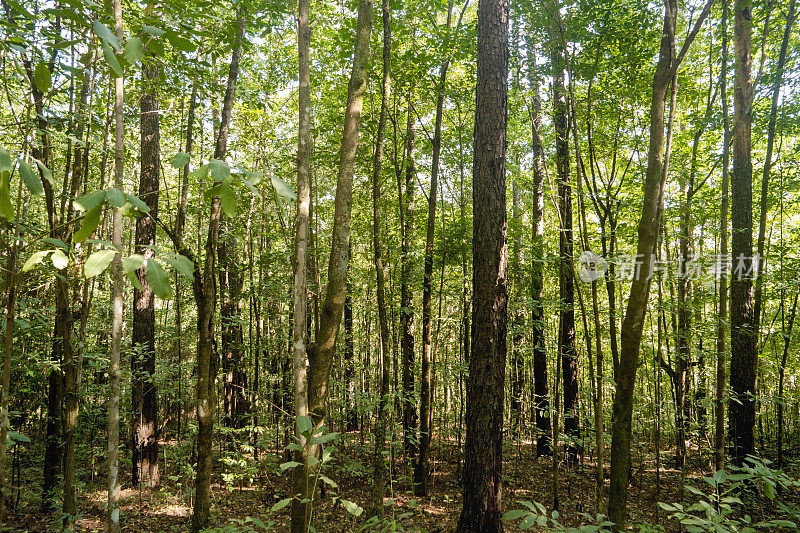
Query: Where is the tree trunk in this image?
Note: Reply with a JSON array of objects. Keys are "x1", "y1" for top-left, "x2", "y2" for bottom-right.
[
  {"x1": 108, "y1": 2, "x2": 126, "y2": 529},
  {"x1": 132, "y1": 57, "x2": 160, "y2": 488},
  {"x1": 608, "y1": 0, "x2": 677, "y2": 526},
  {"x1": 344, "y1": 280, "x2": 357, "y2": 431},
  {"x1": 777, "y1": 291, "x2": 797, "y2": 467},
  {"x1": 551, "y1": 12, "x2": 579, "y2": 464},
  {"x1": 526, "y1": 26, "x2": 550, "y2": 457},
  {"x1": 729, "y1": 0, "x2": 756, "y2": 467},
  {"x1": 369, "y1": 0, "x2": 392, "y2": 514},
  {"x1": 456, "y1": 0, "x2": 508, "y2": 529},
  {"x1": 192, "y1": 12, "x2": 245, "y2": 531},
  {"x1": 399, "y1": 105, "x2": 417, "y2": 456}
]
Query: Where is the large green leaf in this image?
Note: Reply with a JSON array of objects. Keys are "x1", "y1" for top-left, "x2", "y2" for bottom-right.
[
  {"x1": 33, "y1": 158, "x2": 54, "y2": 188},
  {"x1": 171, "y1": 152, "x2": 190, "y2": 168},
  {"x1": 123, "y1": 37, "x2": 145, "y2": 65},
  {"x1": 164, "y1": 254, "x2": 194, "y2": 279},
  {"x1": 220, "y1": 180, "x2": 236, "y2": 217},
  {"x1": 33, "y1": 62, "x2": 51, "y2": 93},
  {"x1": 106, "y1": 187, "x2": 125, "y2": 207},
  {"x1": 84, "y1": 249, "x2": 116, "y2": 278},
  {"x1": 271, "y1": 175, "x2": 297, "y2": 202},
  {"x1": 0, "y1": 171, "x2": 13, "y2": 221},
  {"x1": 0, "y1": 147, "x2": 12, "y2": 175},
  {"x1": 209, "y1": 159, "x2": 230, "y2": 182},
  {"x1": 102, "y1": 41, "x2": 123, "y2": 77},
  {"x1": 93, "y1": 20, "x2": 121, "y2": 51},
  {"x1": 125, "y1": 193, "x2": 151, "y2": 214},
  {"x1": 122, "y1": 254, "x2": 145, "y2": 273},
  {"x1": 74, "y1": 190, "x2": 106, "y2": 211},
  {"x1": 145, "y1": 258, "x2": 173, "y2": 299},
  {"x1": 22, "y1": 250, "x2": 50, "y2": 272},
  {"x1": 74, "y1": 205, "x2": 102, "y2": 243},
  {"x1": 18, "y1": 159, "x2": 43, "y2": 196},
  {"x1": 51, "y1": 249, "x2": 68, "y2": 270}
]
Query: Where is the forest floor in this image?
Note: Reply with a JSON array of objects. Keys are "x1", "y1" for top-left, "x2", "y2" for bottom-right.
[{"x1": 6, "y1": 435, "x2": 800, "y2": 532}]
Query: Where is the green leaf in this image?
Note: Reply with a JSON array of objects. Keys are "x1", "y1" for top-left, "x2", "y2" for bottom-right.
[
  {"x1": 296, "y1": 415, "x2": 313, "y2": 437},
  {"x1": 145, "y1": 258, "x2": 173, "y2": 299},
  {"x1": 125, "y1": 193, "x2": 151, "y2": 214},
  {"x1": 164, "y1": 254, "x2": 194, "y2": 279},
  {"x1": 171, "y1": 152, "x2": 190, "y2": 168},
  {"x1": 125, "y1": 268, "x2": 143, "y2": 291},
  {"x1": 271, "y1": 175, "x2": 297, "y2": 201},
  {"x1": 0, "y1": 171, "x2": 14, "y2": 221},
  {"x1": 340, "y1": 499, "x2": 363, "y2": 517},
  {"x1": 0, "y1": 147, "x2": 12, "y2": 175},
  {"x1": 74, "y1": 190, "x2": 106, "y2": 212},
  {"x1": 280, "y1": 461, "x2": 300, "y2": 470},
  {"x1": 33, "y1": 61, "x2": 51, "y2": 93},
  {"x1": 93, "y1": 20, "x2": 121, "y2": 51},
  {"x1": 33, "y1": 158, "x2": 55, "y2": 188},
  {"x1": 102, "y1": 41, "x2": 123, "y2": 77},
  {"x1": 73, "y1": 205, "x2": 103, "y2": 242},
  {"x1": 85, "y1": 249, "x2": 116, "y2": 278},
  {"x1": 306, "y1": 455, "x2": 319, "y2": 467},
  {"x1": 318, "y1": 474, "x2": 337, "y2": 488},
  {"x1": 23, "y1": 250, "x2": 50, "y2": 272},
  {"x1": 142, "y1": 25, "x2": 165, "y2": 37},
  {"x1": 220, "y1": 180, "x2": 236, "y2": 217},
  {"x1": 18, "y1": 159, "x2": 43, "y2": 196},
  {"x1": 123, "y1": 37, "x2": 145, "y2": 65},
  {"x1": 122, "y1": 254, "x2": 145, "y2": 274},
  {"x1": 106, "y1": 187, "x2": 125, "y2": 207},
  {"x1": 503, "y1": 510, "x2": 528, "y2": 521},
  {"x1": 51, "y1": 249, "x2": 68, "y2": 270},
  {"x1": 271, "y1": 498, "x2": 292, "y2": 512},
  {"x1": 165, "y1": 30, "x2": 196, "y2": 52},
  {"x1": 209, "y1": 159, "x2": 230, "y2": 181}
]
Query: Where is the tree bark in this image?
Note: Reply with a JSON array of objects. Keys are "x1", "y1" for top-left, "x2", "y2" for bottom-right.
[
  {"x1": 456, "y1": 0, "x2": 508, "y2": 529},
  {"x1": 132, "y1": 57, "x2": 160, "y2": 488},
  {"x1": 729, "y1": 0, "x2": 756, "y2": 467}
]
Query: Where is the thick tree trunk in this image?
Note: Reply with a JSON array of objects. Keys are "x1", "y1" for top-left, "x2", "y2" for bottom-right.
[
  {"x1": 456, "y1": 0, "x2": 508, "y2": 529},
  {"x1": 729, "y1": 0, "x2": 756, "y2": 467},
  {"x1": 192, "y1": 12, "x2": 245, "y2": 532},
  {"x1": 132, "y1": 58, "x2": 160, "y2": 488},
  {"x1": 369, "y1": 0, "x2": 392, "y2": 514}
]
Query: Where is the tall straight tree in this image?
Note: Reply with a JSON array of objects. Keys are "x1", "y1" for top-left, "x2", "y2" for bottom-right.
[
  {"x1": 369, "y1": 0, "x2": 392, "y2": 515},
  {"x1": 290, "y1": 0, "x2": 312, "y2": 525},
  {"x1": 294, "y1": 0, "x2": 372, "y2": 528},
  {"x1": 457, "y1": 0, "x2": 508, "y2": 529},
  {"x1": 729, "y1": 0, "x2": 756, "y2": 466},
  {"x1": 607, "y1": 0, "x2": 714, "y2": 525},
  {"x1": 132, "y1": 55, "x2": 160, "y2": 488},
  {"x1": 192, "y1": 12, "x2": 246, "y2": 531},
  {"x1": 108, "y1": 0, "x2": 126, "y2": 529},
  {"x1": 526, "y1": 23, "x2": 550, "y2": 458},
  {"x1": 550, "y1": 7, "x2": 579, "y2": 464}
]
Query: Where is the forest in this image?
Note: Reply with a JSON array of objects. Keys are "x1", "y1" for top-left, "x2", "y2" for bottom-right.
[{"x1": 1, "y1": 0, "x2": 800, "y2": 530}]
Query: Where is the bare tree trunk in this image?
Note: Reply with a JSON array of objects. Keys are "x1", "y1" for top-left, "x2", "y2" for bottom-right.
[
  {"x1": 132, "y1": 57, "x2": 160, "y2": 488},
  {"x1": 729, "y1": 0, "x2": 756, "y2": 467},
  {"x1": 456, "y1": 0, "x2": 508, "y2": 529},
  {"x1": 192, "y1": 12, "x2": 246, "y2": 531},
  {"x1": 108, "y1": 1, "x2": 126, "y2": 529},
  {"x1": 369, "y1": 0, "x2": 392, "y2": 514}
]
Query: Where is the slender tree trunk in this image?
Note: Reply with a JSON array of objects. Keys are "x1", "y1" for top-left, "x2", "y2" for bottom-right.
[
  {"x1": 290, "y1": 0, "x2": 312, "y2": 526},
  {"x1": 108, "y1": 1, "x2": 126, "y2": 529},
  {"x1": 715, "y1": 0, "x2": 731, "y2": 473},
  {"x1": 192, "y1": 12, "x2": 245, "y2": 531},
  {"x1": 132, "y1": 57, "x2": 160, "y2": 488},
  {"x1": 369, "y1": 0, "x2": 392, "y2": 514},
  {"x1": 729, "y1": 0, "x2": 756, "y2": 467},
  {"x1": 608, "y1": 0, "x2": 677, "y2": 526},
  {"x1": 525, "y1": 27, "x2": 550, "y2": 457},
  {"x1": 551, "y1": 11, "x2": 579, "y2": 464},
  {"x1": 296, "y1": 2, "x2": 372, "y2": 528},
  {"x1": 399, "y1": 106, "x2": 417, "y2": 456},
  {"x1": 456, "y1": 0, "x2": 508, "y2": 529},
  {"x1": 344, "y1": 281, "x2": 357, "y2": 431},
  {"x1": 777, "y1": 291, "x2": 797, "y2": 467}
]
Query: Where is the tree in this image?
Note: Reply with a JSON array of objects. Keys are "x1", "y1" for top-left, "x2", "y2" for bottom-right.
[
  {"x1": 728, "y1": 0, "x2": 756, "y2": 467},
  {"x1": 457, "y1": 0, "x2": 509, "y2": 529}
]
